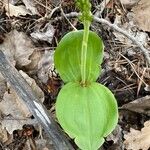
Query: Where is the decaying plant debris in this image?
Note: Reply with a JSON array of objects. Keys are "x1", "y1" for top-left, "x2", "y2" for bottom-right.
[{"x1": 0, "y1": 0, "x2": 150, "y2": 150}]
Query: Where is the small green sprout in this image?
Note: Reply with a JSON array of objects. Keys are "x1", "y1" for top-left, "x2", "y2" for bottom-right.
[{"x1": 54, "y1": 0, "x2": 118, "y2": 150}]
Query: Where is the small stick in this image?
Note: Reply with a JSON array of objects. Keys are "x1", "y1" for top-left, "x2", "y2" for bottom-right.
[
  {"x1": 0, "y1": 50, "x2": 74, "y2": 150},
  {"x1": 93, "y1": 16, "x2": 150, "y2": 66},
  {"x1": 60, "y1": 7, "x2": 77, "y2": 31}
]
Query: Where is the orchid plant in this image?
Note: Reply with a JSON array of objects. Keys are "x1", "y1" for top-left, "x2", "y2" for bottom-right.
[{"x1": 54, "y1": 0, "x2": 118, "y2": 149}]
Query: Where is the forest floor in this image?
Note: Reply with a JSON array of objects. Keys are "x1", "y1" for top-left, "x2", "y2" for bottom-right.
[{"x1": 0, "y1": 0, "x2": 150, "y2": 150}]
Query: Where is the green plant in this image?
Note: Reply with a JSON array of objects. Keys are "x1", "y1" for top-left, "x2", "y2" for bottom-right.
[{"x1": 54, "y1": 0, "x2": 118, "y2": 149}]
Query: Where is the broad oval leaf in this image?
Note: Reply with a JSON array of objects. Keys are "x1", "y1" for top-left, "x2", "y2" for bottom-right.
[
  {"x1": 56, "y1": 82, "x2": 118, "y2": 150},
  {"x1": 54, "y1": 30, "x2": 104, "y2": 83}
]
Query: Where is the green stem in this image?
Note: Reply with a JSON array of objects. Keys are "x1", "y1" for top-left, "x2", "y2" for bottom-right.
[{"x1": 81, "y1": 20, "x2": 90, "y2": 86}]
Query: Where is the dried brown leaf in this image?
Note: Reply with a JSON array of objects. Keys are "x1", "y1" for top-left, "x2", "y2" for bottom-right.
[
  {"x1": 0, "y1": 30, "x2": 35, "y2": 67},
  {"x1": 22, "y1": 0, "x2": 39, "y2": 15},
  {"x1": 0, "y1": 124, "x2": 8, "y2": 143},
  {"x1": 0, "y1": 71, "x2": 44, "y2": 134},
  {"x1": 132, "y1": 0, "x2": 150, "y2": 32},
  {"x1": 37, "y1": 50, "x2": 55, "y2": 83},
  {"x1": 5, "y1": 3, "x2": 31, "y2": 17},
  {"x1": 25, "y1": 50, "x2": 42, "y2": 73},
  {"x1": 30, "y1": 23, "x2": 55, "y2": 44},
  {"x1": 124, "y1": 121, "x2": 150, "y2": 150},
  {"x1": 19, "y1": 70, "x2": 44, "y2": 102},
  {"x1": 121, "y1": 96, "x2": 150, "y2": 116},
  {"x1": 0, "y1": 89, "x2": 35, "y2": 134},
  {"x1": 120, "y1": 0, "x2": 140, "y2": 8}
]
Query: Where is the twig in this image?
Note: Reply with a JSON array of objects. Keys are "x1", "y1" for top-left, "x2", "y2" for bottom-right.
[
  {"x1": 53, "y1": 12, "x2": 79, "y2": 22},
  {"x1": 53, "y1": 12, "x2": 150, "y2": 66},
  {"x1": 0, "y1": 50, "x2": 74, "y2": 150},
  {"x1": 47, "y1": 6, "x2": 60, "y2": 19},
  {"x1": 60, "y1": 7, "x2": 77, "y2": 31},
  {"x1": 93, "y1": 16, "x2": 150, "y2": 66}
]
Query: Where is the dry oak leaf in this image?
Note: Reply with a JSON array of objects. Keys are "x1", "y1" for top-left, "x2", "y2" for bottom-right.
[
  {"x1": 19, "y1": 70, "x2": 44, "y2": 103},
  {"x1": 0, "y1": 124, "x2": 8, "y2": 143},
  {"x1": 24, "y1": 49, "x2": 42, "y2": 73},
  {"x1": 22, "y1": 0, "x2": 39, "y2": 15},
  {"x1": 37, "y1": 50, "x2": 55, "y2": 83},
  {"x1": 120, "y1": 0, "x2": 140, "y2": 8},
  {"x1": 132, "y1": 0, "x2": 150, "y2": 32},
  {"x1": 0, "y1": 71, "x2": 44, "y2": 134},
  {"x1": 0, "y1": 30, "x2": 35, "y2": 67},
  {"x1": 30, "y1": 23, "x2": 55, "y2": 44},
  {"x1": 124, "y1": 121, "x2": 150, "y2": 150},
  {"x1": 5, "y1": 3, "x2": 31, "y2": 17},
  {"x1": 0, "y1": 87, "x2": 37, "y2": 134}
]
